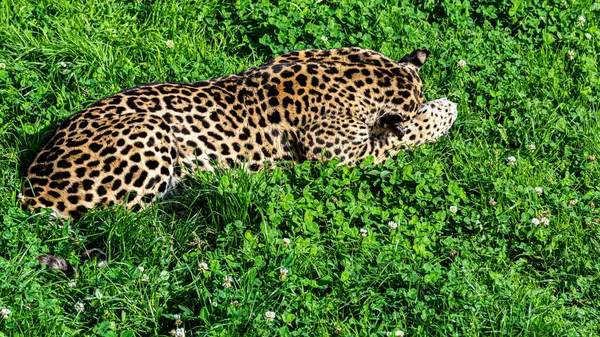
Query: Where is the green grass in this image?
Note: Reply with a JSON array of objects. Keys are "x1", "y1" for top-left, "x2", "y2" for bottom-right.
[{"x1": 1, "y1": 0, "x2": 600, "y2": 336}]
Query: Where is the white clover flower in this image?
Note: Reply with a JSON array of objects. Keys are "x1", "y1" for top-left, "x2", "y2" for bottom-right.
[
  {"x1": 449, "y1": 206, "x2": 458, "y2": 214},
  {"x1": 282, "y1": 238, "x2": 291, "y2": 247},
  {"x1": 456, "y1": 59, "x2": 467, "y2": 68},
  {"x1": 199, "y1": 262, "x2": 208, "y2": 273},
  {"x1": 265, "y1": 311, "x2": 276, "y2": 322},
  {"x1": 0, "y1": 63, "x2": 5, "y2": 69},
  {"x1": 388, "y1": 221, "x2": 398, "y2": 230},
  {"x1": 529, "y1": 144, "x2": 536, "y2": 152},
  {"x1": 531, "y1": 218, "x2": 541, "y2": 225},
  {"x1": 321, "y1": 36, "x2": 328, "y2": 42},
  {"x1": 488, "y1": 198, "x2": 497, "y2": 206},
  {"x1": 173, "y1": 314, "x2": 181, "y2": 320},
  {"x1": 59, "y1": 61, "x2": 67, "y2": 68},
  {"x1": 534, "y1": 187, "x2": 543, "y2": 196},
  {"x1": 74, "y1": 301, "x2": 85, "y2": 313},
  {"x1": 171, "y1": 327, "x2": 185, "y2": 337},
  {"x1": 585, "y1": 33, "x2": 592, "y2": 39},
  {"x1": 137, "y1": 266, "x2": 144, "y2": 273},
  {"x1": 578, "y1": 15, "x2": 586, "y2": 26},
  {"x1": 360, "y1": 228, "x2": 368, "y2": 237},
  {"x1": 159, "y1": 270, "x2": 169, "y2": 280},
  {"x1": 395, "y1": 330, "x2": 405, "y2": 337},
  {"x1": 97, "y1": 260, "x2": 107, "y2": 268},
  {"x1": 165, "y1": 40, "x2": 175, "y2": 48},
  {"x1": 541, "y1": 217, "x2": 550, "y2": 227},
  {"x1": 1, "y1": 308, "x2": 10, "y2": 319},
  {"x1": 223, "y1": 275, "x2": 233, "y2": 288},
  {"x1": 507, "y1": 156, "x2": 516, "y2": 166},
  {"x1": 141, "y1": 274, "x2": 149, "y2": 282},
  {"x1": 68, "y1": 281, "x2": 77, "y2": 288},
  {"x1": 568, "y1": 50, "x2": 575, "y2": 60},
  {"x1": 279, "y1": 268, "x2": 289, "y2": 280}
]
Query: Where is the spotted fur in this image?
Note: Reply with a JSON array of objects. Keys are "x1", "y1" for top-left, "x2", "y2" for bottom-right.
[{"x1": 22, "y1": 47, "x2": 457, "y2": 219}]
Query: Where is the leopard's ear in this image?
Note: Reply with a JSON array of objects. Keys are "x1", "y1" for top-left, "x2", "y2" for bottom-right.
[{"x1": 398, "y1": 49, "x2": 430, "y2": 70}]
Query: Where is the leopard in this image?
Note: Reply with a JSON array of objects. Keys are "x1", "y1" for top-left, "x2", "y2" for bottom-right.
[{"x1": 21, "y1": 47, "x2": 458, "y2": 222}]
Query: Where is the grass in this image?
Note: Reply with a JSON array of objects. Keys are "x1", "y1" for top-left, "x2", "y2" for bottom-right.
[{"x1": 1, "y1": 0, "x2": 600, "y2": 336}]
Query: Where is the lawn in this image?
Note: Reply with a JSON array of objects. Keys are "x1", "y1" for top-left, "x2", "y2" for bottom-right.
[{"x1": 1, "y1": 0, "x2": 600, "y2": 336}]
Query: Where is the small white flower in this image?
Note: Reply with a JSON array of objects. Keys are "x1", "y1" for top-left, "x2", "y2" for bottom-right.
[
  {"x1": 1, "y1": 308, "x2": 10, "y2": 319},
  {"x1": 0, "y1": 63, "x2": 5, "y2": 69},
  {"x1": 137, "y1": 266, "x2": 144, "y2": 273},
  {"x1": 449, "y1": 206, "x2": 458, "y2": 214},
  {"x1": 17, "y1": 192, "x2": 24, "y2": 200},
  {"x1": 74, "y1": 301, "x2": 85, "y2": 313},
  {"x1": 282, "y1": 238, "x2": 291, "y2": 247},
  {"x1": 507, "y1": 156, "x2": 516, "y2": 166},
  {"x1": 68, "y1": 281, "x2": 77, "y2": 288},
  {"x1": 321, "y1": 36, "x2": 328, "y2": 42},
  {"x1": 265, "y1": 311, "x2": 276, "y2": 322},
  {"x1": 279, "y1": 268, "x2": 289, "y2": 280},
  {"x1": 97, "y1": 260, "x2": 107, "y2": 268},
  {"x1": 199, "y1": 262, "x2": 208, "y2": 273},
  {"x1": 529, "y1": 144, "x2": 536, "y2": 152},
  {"x1": 360, "y1": 228, "x2": 368, "y2": 237},
  {"x1": 165, "y1": 40, "x2": 175, "y2": 48},
  {"x1": 388, "y1": 221, "x2": 398, "y2": 230},
  {"x1": 159, "y1": 270, "x2": 169, "y2": 280},
  {"x1": 577, "y1": 15, "x2": 586, "y2": 26},
  {"x1": 531, "y1": 218, "x2": 541, "y2": 225},
  {"x1": 141, "y1": 274, "x2": 149, "y2": 282},
  {"x1": 223, "y1": 275, "x2": 233, "y2": 288},
  {"x1": 585, "y1": 33, "x2": 592, "y2": 39},
  {"x1": 534, "y1": 187, "x2": 543, "y2": 196},
  {"x1": 456, "y1": 59, "x2": 467, "y2": 68},
  {"x1": 172, "y1": 327, "x2": 185, "y2": 337},
  {"x1": 541, "y1": 217, "x2": 550, "y2": 227},
  {"x1": 567, "y1": 50, "x2": 575, "y2": 60},
  {"x1": 395, "y1": 331, "x2": 405, "y2": 337},
  {"x1": 59, "y1": 61, "x2": 67, "y2": 68},
  {"x1": 173, "y1": 314, "x2": 181, "y2": 320}
]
